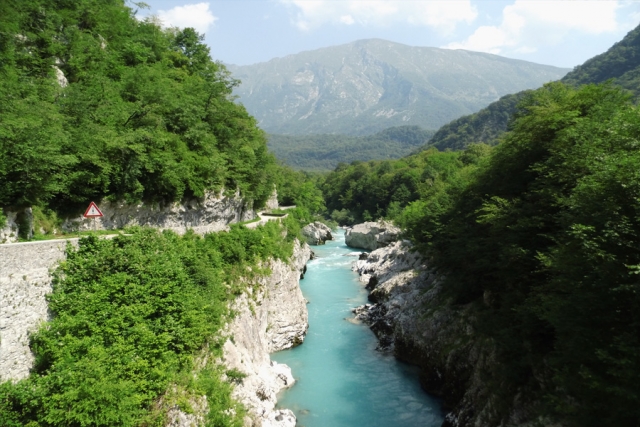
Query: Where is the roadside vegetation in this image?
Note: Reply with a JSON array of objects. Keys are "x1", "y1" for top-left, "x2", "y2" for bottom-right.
[
  {"x1": 0, "y1": 219, "x2": 307, "y2": 426},
  {"x1": 0, "y1": 0, "x2": 278, "y2": 222}
]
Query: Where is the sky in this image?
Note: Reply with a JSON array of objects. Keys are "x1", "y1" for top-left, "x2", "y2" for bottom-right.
[{"x1": 135, "y1": 0, "x2": 640, "y2": 69}]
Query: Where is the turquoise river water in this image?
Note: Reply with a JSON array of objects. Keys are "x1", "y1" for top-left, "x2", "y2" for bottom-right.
[{"x1": 272, "y1": 230, "x2": 444, "y2": 427}]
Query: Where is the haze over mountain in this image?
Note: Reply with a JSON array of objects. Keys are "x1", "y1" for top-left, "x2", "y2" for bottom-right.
[
  {"x1": 228, "y1": 39, "x2": 570, "y2": 136},
  {"x1": 267, "y1": 126, "x2": 434, "y2": 171}
]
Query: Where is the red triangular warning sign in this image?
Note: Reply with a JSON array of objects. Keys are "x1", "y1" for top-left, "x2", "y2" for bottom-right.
[{"x1": 83, "y1": 201, "x2": 104, "y2": 218}]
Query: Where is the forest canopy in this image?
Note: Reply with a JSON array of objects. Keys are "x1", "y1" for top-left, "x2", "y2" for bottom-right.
[{"x1": 0, "y1": 0, "x2": 278, "y2": 215}]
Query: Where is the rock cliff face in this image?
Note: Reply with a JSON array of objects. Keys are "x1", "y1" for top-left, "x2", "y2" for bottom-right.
[
  {"x1": 352, "y1": 242, "x2": 541, "y2": 427},
  {"x1": 345, "y1": 221, "x2": 400, "y2": 251},
  {"x1": 0, "y1": 238, "x2": 81, "y2": 381},
  {"x1": 0, "y1": 210, "x2": 21, "y2": 243},
  {"x1": 221, "y1": 240, "x2": 312, "y2": 427},
  {"x1": 300, "y1": 221, "x2": 333, "y2": 245},
  {"x1": 61, "y1": 190, "x2": 255, "y2": 234}
]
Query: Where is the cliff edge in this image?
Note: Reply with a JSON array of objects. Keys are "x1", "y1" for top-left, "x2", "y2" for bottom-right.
[
  {"x1": 353, "y1": 241, "x2": 548, "y2": 427},
  {"x1": 222, "y1": 240, "x2": 312, "y2": 427}
]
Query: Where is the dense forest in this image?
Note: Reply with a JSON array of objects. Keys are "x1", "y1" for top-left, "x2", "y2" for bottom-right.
[
  {"x1": 427, "y1": 23, "x2": 640, "y2": 151},
  {"x1": 325, "y1": 82, "x2": 640, "y2": 426},
  {"x1": 0, "y1": 0, "x2": 279, "y2": 220},
  {"x1": 321, "y1": 144, "x2": 489, "y2": 224},
  {"x1": 267, "y1": 126, "x2": 434, "y2": 171}
]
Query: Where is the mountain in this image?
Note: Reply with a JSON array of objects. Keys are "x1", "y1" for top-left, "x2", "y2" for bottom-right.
[
  {"x1": 429, "y1": 23, "x2": 640, "y2": 151},
  {"x1": 268, "y1": 126, "x2": 434, "y2": 171},
  {"x1": 228, "y1": 39, "x2": 569, "y2": 135}
]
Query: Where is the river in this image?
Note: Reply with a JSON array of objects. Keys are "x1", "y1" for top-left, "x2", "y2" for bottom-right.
[{"x1": 272, "y1": 230, "x2": 444, "y2": 427}]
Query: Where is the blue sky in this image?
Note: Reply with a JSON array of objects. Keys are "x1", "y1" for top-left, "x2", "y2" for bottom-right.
[{"x1": 136, "y1": 1, "x2": 640, "y2": 68}]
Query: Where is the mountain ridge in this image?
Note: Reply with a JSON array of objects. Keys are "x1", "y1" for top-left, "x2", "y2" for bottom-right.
[{"x1": 228, "y1": 39, "x2": 569, "y2": 135}]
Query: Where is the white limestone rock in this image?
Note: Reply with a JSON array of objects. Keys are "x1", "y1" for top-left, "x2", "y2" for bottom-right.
[
  {"x1": 61, "y1": 189, "x2": 255, "y2": 235},
  {"x1": 301, "y1": 222, "x2": 333, "y2": 245},
  {"x1": 53, "y1": 65, "x2": 68, "y2": 87},
  {"x1": 264, "y1": 188, "x2": 279, "y2": 211},
  {"x1": 0, "y1": 210, "x2": 20, "y2": 244},
  {"x1": 344, "y1": 221, "x2": 400, "y2": 251},
  {"x1": 221, "y1": 239, "x2": 311, "y2": 427},
  {"x1": 0, "y1": 238, "x2": 80, "y2": 381},
  {"x1": 165, "y1": 395, "x2": 208, "y2": 427}
]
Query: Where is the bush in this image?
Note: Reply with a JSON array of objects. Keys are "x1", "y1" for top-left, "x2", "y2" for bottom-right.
[{"x1": 0, "y1": 224, "x2": 294, "y2": 426}]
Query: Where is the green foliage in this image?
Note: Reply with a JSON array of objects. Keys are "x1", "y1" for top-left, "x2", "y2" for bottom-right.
[
  {"x1": 428, "y1": 92, "x2": 528, "y2": 151},
  {"x1": 403, "y1": 83, "x2": 640, "y2": 426},
  {"x1": 321, "y1": 147, "x2": 480, "y2": 224},
  {"x1": 267, "y1": 126, "x2": 434, "y2": 171},
  {"x1": 31, "y1": 206, "x2": 62, "y2": 237},
  {"x1": 273, "y1": 167, "x2": 326, "y2": 214},
  {"x1": 0, "y1": 224, "x2": 294, "y2": 426},
  {"x1": 0, "y1": 1, "x2": 277, "y2": 214}
]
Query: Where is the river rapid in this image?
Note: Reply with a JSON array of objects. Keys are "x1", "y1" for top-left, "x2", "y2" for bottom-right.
[{"x1": 272, "y1": 230, "x2": 443, "y2": 427}]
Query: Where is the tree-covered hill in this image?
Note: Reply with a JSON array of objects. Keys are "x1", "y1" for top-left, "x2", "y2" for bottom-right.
[
  {"x1": 0, "y1": 0, "x2": 277, "y2": 216},
  {"x1": 268, "y1": 125, "x2": 434, "y2": 171},
  {"x1": 428, "y1": 23, "x2": 640, "y2": 151}
]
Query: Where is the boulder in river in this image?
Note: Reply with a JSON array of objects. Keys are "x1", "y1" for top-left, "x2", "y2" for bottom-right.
[
  {"x1": 301, "y1": 222, "x2": 333, "y2": 245},
  {"x1": 344, "y1": 221, "x2": 401, "y2": 251}
]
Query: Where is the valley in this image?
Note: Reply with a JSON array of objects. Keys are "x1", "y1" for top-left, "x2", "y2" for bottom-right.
[{"x1": 1, "y1": 2, "x2": 640, "y2": 427}]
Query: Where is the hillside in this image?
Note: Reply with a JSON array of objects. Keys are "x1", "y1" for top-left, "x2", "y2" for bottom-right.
[
  {"x1": 228, "y1": 39, "x2": 569, "y2": 135},
  {"x1": 0, "y1": 0, "x2": 277, "y2": 219},
  {"x1": 429, "y1": 23, "x2": 640, "y2": 151},
  {"x1": 268, "y1": 126, "x2": 434, "y2": 170}
]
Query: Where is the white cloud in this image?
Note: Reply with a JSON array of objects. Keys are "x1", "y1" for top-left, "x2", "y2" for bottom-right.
[
  {"x1": 279, "y1": 0, "x2": 477, "y2": 33},
  {"x1": 340, "y1": 15, "x2": 355, "y2": 25},
  {"x1": 445, "y1": 0, "x2": 623, "y2": 55},
  {"x1": 156, "y1": 3, "x2": 218, "y2": 34}
]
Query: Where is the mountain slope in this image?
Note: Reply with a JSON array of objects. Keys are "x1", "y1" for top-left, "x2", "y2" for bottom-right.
[
  {"x1": 228, "y1": 39, "x2": 569, "y2": 135},
  {"x1": 429, "y1": 23, "x2": 640, "y2": 151}
]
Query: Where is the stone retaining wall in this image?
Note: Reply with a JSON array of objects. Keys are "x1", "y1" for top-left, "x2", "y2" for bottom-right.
[{"x1": 0, "y1": 238, "x2": 80, "y2": 381}]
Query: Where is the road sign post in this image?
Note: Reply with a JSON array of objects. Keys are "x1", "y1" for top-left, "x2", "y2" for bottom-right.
[{"x1": 83, "y1": 202, "x2": 104, "y2": 231}]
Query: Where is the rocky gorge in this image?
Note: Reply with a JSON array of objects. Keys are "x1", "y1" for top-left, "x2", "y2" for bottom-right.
[
  {"x1": 220, "y1": 239, "x2": 312, "y2": 427},
  {"x1": 349, "y1": 229, "x2": 547, "y2": 427},
  {"x1": 0, "y1": 194, "x2": 314, "y2": 427}
]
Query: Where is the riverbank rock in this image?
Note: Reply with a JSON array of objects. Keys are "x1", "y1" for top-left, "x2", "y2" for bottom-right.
[
  {"x1": 344, "y1": 221, "x2": 400, "y2": 251},
  {"x1": 352, "y1": 241, "x2": 553, "y2": 427},
  {"x1": 301, "y1": 222, "x2": 333, "y2": 245},
  {"x1": 221, "y1": 239, "x2": 312, "y2": 427}
]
